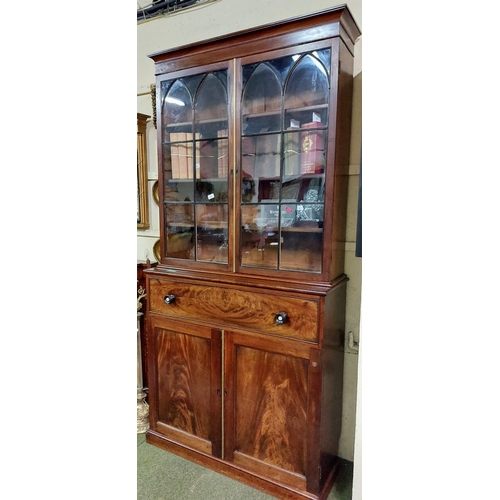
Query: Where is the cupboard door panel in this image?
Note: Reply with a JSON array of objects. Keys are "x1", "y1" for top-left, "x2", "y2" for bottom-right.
[
  {"x1": 157, "y1": 329, "x2": 211, "y2": 435},
  {"x1": 225, "y1": 333, "x2": 312, "y2": 490},
  {"x1": 235, "y1": 346, "x2": 308, "y2": 472},
  {"x1": 151, "y1": 318, "x2": 222, "y2": 456}
]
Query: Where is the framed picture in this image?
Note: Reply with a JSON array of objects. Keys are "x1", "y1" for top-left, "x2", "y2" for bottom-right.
[{"x1": 137, "y1": 113, "x2": 150, "y2": 229}]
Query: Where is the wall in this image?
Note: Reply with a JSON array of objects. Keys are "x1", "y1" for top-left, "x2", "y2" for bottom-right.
[{"x1": 137, "y1": 0, "x2": 362, "y2": 462}]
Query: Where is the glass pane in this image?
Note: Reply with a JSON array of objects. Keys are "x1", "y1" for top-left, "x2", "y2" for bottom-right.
[
  {"x1": 241, "y1": 196, "x2": 324, "y2": 272},
  {"x1": 166, "y1": 135, "x2": 196, "y2": 180},
  {"x1": 165, "y1": 204, "x2": 194, "y2": 260},
  {"x1": 241, "y1": 134, "x2": 281, "y2": 203},
  {"x1": 242, "y1": 64, "x2": 282, "y2": 134},
  {"x1": 241, "y1": 204, "x2": 279, "y2": 269},
  {"x1": 163, "y1": 140, "x2": 195, "y2": 202},
  {"x1": 254, "y1": 132, "x2": 281, "y2": 182},
  {"x1": 281, "y1": 199, "x2": 323, "y2": 272},
  {"x1": 164, "y1": 180, "x2": 191, "y2": 204},
  {"x1": 295, "y1": 181, "x2": 325, "y2": 234},
  {"x1": 242, "y1": 56, "x2": 296, "y2": 87},
  {"x1": 313, "y1": 48, "x2": 331, "y2": 74},
  {"x1": 162, "y1": 80, "x2": 193, "y2": 135},
  {"x1": 285, "y1": 54, "x2": 329, "y2": 108},
  {"x1": 283, "y1": 129, "x2": 301, "y2": 177},
  {"x1": 162, "y1": 143, "x2": 173, "y2": 182},
  {"x1": 216, "y1": 136, "x2": 229, "y2": 179},
  {"x1": 163, "y1": 143, "x2": 194, "y2": 202},
  {"x1": 196, "y1": 204, "x2": 228, "y2": 263},
  {"x1": 241, "y1": 136, "x2": 257, "y2": 185},
  {"x1": 180, "y1": 74, "x2": 205, "y2": 97},
  {"x1": 195, "y1": 135, "x2": 221, "y2": 179},
  {"x1": 280, "y1": 229, "x2": 323, "y2": 272},
  {"x1": 194, "y1": 178, "x2": 228, "y2": 204},
  {"x1": 195, "y1": 73, "x2": 228, "y2": 140}
]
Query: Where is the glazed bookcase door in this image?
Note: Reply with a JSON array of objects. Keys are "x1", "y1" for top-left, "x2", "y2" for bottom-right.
[
  {"x1": 148, "y1": 316, "x2": 223, "y2": 457},
  {"x1": 159, "y1": 65, "x2": 231, "y2": 269},
  {"x1": 238, "y1": 45, "x2": 331, "y2": 276}
]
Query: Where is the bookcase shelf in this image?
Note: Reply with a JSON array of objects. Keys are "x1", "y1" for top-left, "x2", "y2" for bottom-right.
[
  {"x1": 245, "y1": 225, "x2": 323, "y2": 233},
  {"x1": 167, "y1": 177, "x2": 228, "y2": 183},
  {"x1": 242, "y1": 103, "x2": 328, "y2": 124},
  {"x1": 164, "y1": 117, "x2": 228, "y2": 131},
  {"x1": 168, "y1": 222, "x2": 228, "y2": 229}
]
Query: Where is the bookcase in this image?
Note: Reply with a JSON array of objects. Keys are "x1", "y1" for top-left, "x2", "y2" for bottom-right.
[{"x1": 144, "y1": 6, "x2": 360, "y2": 499}]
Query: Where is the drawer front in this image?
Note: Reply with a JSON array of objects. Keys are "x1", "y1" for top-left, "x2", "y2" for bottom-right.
[{"x1": 149, "y1": 279, "x2": 319, "y2": 342}]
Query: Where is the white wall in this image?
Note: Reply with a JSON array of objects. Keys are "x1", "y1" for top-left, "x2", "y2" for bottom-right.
[{"x1": 137, "y1": 0, "x2": 362, "y2": 463}]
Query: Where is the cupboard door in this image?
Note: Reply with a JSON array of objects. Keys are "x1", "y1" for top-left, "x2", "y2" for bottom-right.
[
  {"x1": 239, "y1": 47, "x2": 331, "y2": 274},
  {"x1": 149, "y1": 316, "x2": 222, "y2": 457},
  {"x1": 224, "y1": 332, "x2": 320, "y2": 492}
]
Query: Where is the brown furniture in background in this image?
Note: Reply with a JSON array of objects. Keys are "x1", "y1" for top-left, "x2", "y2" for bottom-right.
[
  {"x1": 137, "y1": 259, "x2": 157, "y2": 393},
  {"x1": 144, "y1": 6, "x2": 360, "y2": 500}
]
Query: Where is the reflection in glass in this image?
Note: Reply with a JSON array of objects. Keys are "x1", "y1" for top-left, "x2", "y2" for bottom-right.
[
  {"x1": 254, "y1": 133, "x2": 281, "y2": 179},
  {"x1": 241, "y1": 204, "x2": 279, "y2": 269},
  {"x1": 280, "y1": 230, "x2": 323, "y2": 272},
  {"x1": 242, "y1": 63, "x2": 282, "y2": 134},
  {"x1": 194, "y1": 137, "x2": 229, "y2": 181},
  {"x1": 195, "y1": 73, "x2": 228, "y2": 139},
  {"x1": 284, "y1": 54, "x2": 329, "y2": 109},
  {"x1": 163, "y1": 80, "x2": 193, "y2": 135},
  {"x1": 283, "y1": 130, "x2": 301, "y2": 177},
  {"x1": 180, "y1": 74, "x2": 205, "y2": 98},
  {"x1": 311, "y1": 49, "x2": 331, "y2": 74},
  {"x1": 196, "y1": 204, "x2": 228, "y2": 263},
  {"x1": 165, "y1": 204, "x2": 194, "y2": 260},
  {"x1": 194, "y1": 178, "x2": 227, "y2": 204}
]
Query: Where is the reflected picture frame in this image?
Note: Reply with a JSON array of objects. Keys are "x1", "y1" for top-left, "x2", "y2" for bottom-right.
[{"x1": 137, "y1": 113, "x2": 150, "y2": 229}]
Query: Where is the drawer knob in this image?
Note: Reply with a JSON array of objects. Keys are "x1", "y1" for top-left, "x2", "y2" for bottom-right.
[
  {"x1": 164, "y1": 294, "x2": 176, "y2": 304},
  {"x1": 275, "y1": 312, "x2": 288, "y2": 325}
]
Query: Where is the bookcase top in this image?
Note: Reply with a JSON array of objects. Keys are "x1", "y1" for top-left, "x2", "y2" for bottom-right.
[{"x1": 148, "y1": 4, "x2": 361, "y2": 66}]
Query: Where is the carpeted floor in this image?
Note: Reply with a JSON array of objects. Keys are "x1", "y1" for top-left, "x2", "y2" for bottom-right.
[{"x1": 137, "y1": 432, "x2": 353, "y2": 500}]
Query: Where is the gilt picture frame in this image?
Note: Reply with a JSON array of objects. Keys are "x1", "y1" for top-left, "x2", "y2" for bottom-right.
[{"x1": 137, "y1": 113, "x2": 150, "y2": 229}]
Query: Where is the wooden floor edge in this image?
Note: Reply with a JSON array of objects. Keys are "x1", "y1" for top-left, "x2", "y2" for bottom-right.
[{"x1": 145, "y1": 430, "x2": 337, "y2": 500}]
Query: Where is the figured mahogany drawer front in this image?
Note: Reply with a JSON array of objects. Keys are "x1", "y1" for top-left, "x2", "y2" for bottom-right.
[{"x1": 149, "y1": 280, "x2": 319, "y2": 342}]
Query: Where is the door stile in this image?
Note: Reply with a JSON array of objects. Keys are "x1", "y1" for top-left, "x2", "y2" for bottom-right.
[
  {"x1": 146, "y1": 319, "x2": 160, "y2": 432},
  {"x1": 211, "y1": 328, "x2": 223, "y2": 458},
  {"x1": 230, "y1": 57, "x2": 241, "y2": 273},
  {"x1": 306, "y1": 347, "x2": 322, "y2": 494},
  {"x1": 222, "y1": 330, "x2": 235, "y2": 461}
]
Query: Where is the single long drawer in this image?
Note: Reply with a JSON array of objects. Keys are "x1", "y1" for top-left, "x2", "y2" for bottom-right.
[{"x1": 148, "y1": 279, "x2": 319, "y2": 342}]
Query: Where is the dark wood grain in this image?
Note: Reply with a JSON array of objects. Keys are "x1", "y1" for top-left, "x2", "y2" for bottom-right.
[
  {"x1": 147, "y1": 317, "x2": 222, "y2": 457},
  {"x1": 235, "y1": 346, "x2": 308, "y2": 474},
  {"x1": 149, "y1": 278, "x2": 319, "y2": 341},
  {"x1": 156, "y1": 327, "x2": 212, "y2": 439}
]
